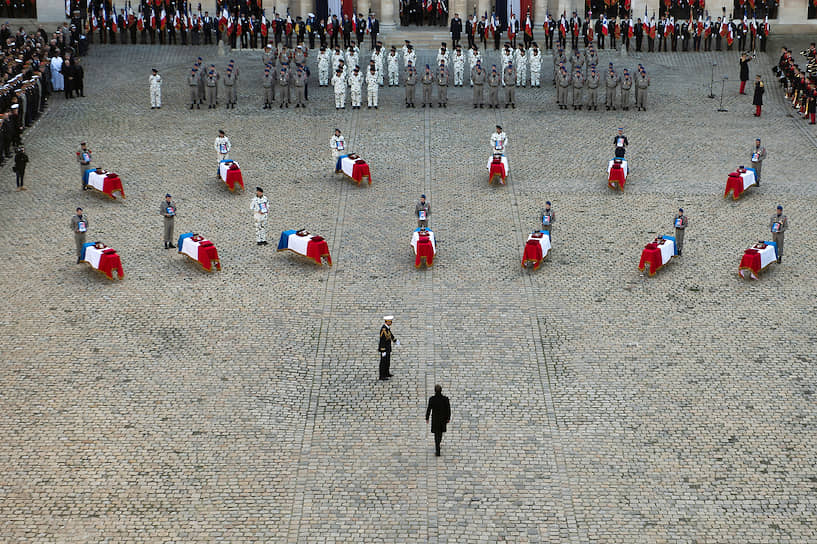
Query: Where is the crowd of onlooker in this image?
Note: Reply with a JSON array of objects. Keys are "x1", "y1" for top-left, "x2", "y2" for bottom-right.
[{"x1": 774, "y1": 43, "x2": 817, "y2": 125}]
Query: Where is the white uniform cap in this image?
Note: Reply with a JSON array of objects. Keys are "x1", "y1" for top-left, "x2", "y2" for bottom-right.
[{"x1": 384, "y1": 315, "x2": 394, "y2": 321}]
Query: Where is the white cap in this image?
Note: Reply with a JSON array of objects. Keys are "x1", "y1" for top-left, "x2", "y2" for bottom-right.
[{"x1": 384, "y1": 315, "x2": 394, "y2": 321}]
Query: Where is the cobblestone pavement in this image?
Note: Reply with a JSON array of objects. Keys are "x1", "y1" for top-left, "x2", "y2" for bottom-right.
[{"x1": 1, "y1": 37, "x2": 815, "y2": 543}]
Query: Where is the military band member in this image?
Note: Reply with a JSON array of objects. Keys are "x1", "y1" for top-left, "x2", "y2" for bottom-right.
[
  {"x1": 472, "y1": 61, "x2": 485, "y2": 107},
  {"x1": 437, "y1": 61, "x2": 449, "y2": 107},
  {"x1": 421, "y1": 65, "x2": 434, "y2": 107},
  {"x1": 620, "y1": 68, "x2": 632, "y2": 111},
  {"x1": 571, "y1": 68, "x2": 583, "y2": 110},
  {"x1": 491, "y1": 125, "x2": 507, "y2": 154},
  {"x1": 160, "y1": 193, "x2": 177, "y2": 249},
  {"x1": 71, "y1": 207, "x2": 88, "y2": 263},
  {"x1": 332, "y1": 68, "x2": 347, "y2": 109},
  {"x1": 378, "y1": 315, "x2": 398, "y2": 380},
  {"x1": 416, "y1": 194, "x2": 430, "y2": 228},
  {"x1": 405, "y1": 62, "x2": 417, "y2": 107},
  {"x1": 487, "y1": 65, "x2": 500, "y2": 108},
  {"x1": 751, "y1": 138, "x2": 766, "y2": 185},
  {"x1": 251, "y1": 187, "x2": 269, "y2": 246},
  {"x1": 77, "y1": 141, "x2": 92, "y2": 189},
  {"x1": 586, "y1": 67, "x2": 600, "y2": 110},
  {"x1": 770, "y1": 205, "x2": 787, "y2": 263},
  {"x1": 503, "y1": 63, "x2": 516, "y2": 107},
  {"x1": 529, "y1": 44, "x2": 542, "y2": 87},
  {"x1": 541, "y1": 201, "x2": 555, "y2": 236},
  {"x1": 673, "y1": 208, "x2": 687, "y2": 256},
  {"x1": 331, "y1": 129, "x2": 345, "y2": 171}
]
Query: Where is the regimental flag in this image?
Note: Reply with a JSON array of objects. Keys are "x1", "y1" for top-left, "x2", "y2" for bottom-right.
[
  {"x1": 543, "y1": 12, "x2": 549, "y2": 35},
  {"x1": 286, "y1": 14, "x2": 293, "y2": 35},
  {"x1": 525, "y1": 14, "x2": 532, "y2": 37},
  {"x1": 628, "y1": 18, "x2": 634, "y2": 38},
  {"x1": 697, "y1": 15, "x2": 703, "y2": 35},
  {"x1": 490, "y1": 13, "x2": 497, "y2": 36},
  {"x1": 91, "y1": 10, "x2": 98, "y2": 30},
  {"x1": 719, "y1": 19, "x2": 727, "y2": 37},
  {"x1": 624, "y1": 0, "x2": 631, "y2": 11},
  {"x1": 174, "y1": 10, "x2": 180, "y2": 30},
  {"x1": 667, "y1": 16, "x2": 674, "y2": 35},
  {"x1": 137, "y1": 12, "x2": 144, "y2": 31},
  {"x1": 111, "y1": 5, "x2": 118, "y2": 32},
  {"x1": 150, "y1": 7, "x2": 156, "y2": 29},
  {"x1": 261, "y1": 14, "x2": 268, "y2": 37},
  {"x1": 236, "y1": 16, "x2": 242, "y2": 35},
  {"x1": 649, "y1": 18, "x2": 656, "y2": 39},
  {"x1": 160, "y1": 8, "x2": 167, "y2": 29},
  {"x1": 128, "y1": 6, "x2": 135, "y2": 26},
  {"x1": 248, "y1": 16, "x2": 254, "y2": 33},
  {"x1": 438, "y1": 0, "x2": 447, "y2": 16},
  {"x1": 226, "y1": 14, "x2": 233, "y2": 34},
  {"x1": 601, "y1": 15, "x2": 608, "y2": 36},
  {"x1": 750, "y1": 18, "x2": 756, "y2": 35},
  {"x1": 559, "y1": 13, "x2": 566, "y2": 35},
  {"x1": 763, "y1": 15, "x2": 770, "y2": 35},
  {"x1": 704, "y1": 16, "x2": 711, "y2": 37},
  {"x1": 726, "y1": 23, "x2": 734, "y2": 46},
  {"x1": 326, "y1": 17, "x2": 333, "y2": 35},
  {"x1": 507, "y1": 18, "x2": 516, "y2": 41},
  {"x1": 219, "y1": 8, "x2": 229, "y2": 31}
]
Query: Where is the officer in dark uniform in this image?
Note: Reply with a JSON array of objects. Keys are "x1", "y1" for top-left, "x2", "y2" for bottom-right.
[{"x1": 378, "y1": 316, "x2": 398, "y2": 380}]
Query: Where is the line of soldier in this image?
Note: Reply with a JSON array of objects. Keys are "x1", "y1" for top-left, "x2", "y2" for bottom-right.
[{"x1": 775, "y1": 45, "x2": 817, "y2": 125}]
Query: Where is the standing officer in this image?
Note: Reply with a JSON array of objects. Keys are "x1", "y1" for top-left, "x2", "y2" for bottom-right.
[
  {"x1": 421, "y1": 64, "x2": 434, "y2": 107},
  {"x1": 70, "y1": 207, "x2": 88, "y2": 263},
  {"x1": 586, "y1": 67, "x2": 599, "y2": 110},
  {"x1": 378, "y1": 315, "x2": 398, "y2": 380},
  {"x1": 251, "y1": 187, "x2": 270, "y2": 245},
  {"x1": 77, "y1": 141, "x2": 92, "y2": 189},
  {"x1": 425, "y1": 384, "x2": 451, "y2": 456},
  {"x1": 503, "y1": 62, "x2": 516, "y2": 108},
  {"x1": 770, "y1": 205, "x2": 787, "y2": 263},
  {"x1": 541, "y1": 201, "x2": 555, "y2": 236},
  {"x1": 149, "y1": 68, "x2": 162, "y2": 109},
  {"x1": 472, "y1": 61, "x2": 485, "y2": 107},
  {"x1": 487, "y1": 65, "x2": 501, "y2": 108},
  {"x1": 674, "y1": 208, "x2": 688, "y2": 256},
  {"x1": 330, "y1": 128, "x2": 345, "y2": 171},
  {"x1": 160, "y1": 193, "x2": 177, "y2": 249},
  {"x1": 437, "y1": 60, "x2": 449, "y2": 107},
  {"x1": 620, "y1": 69, "x2": 632, "y2": 111},
  {"x1": 415, "y1": 194, "x2": 430, "y2": 227},
  {"x1": 605, "y1": 65, "x2": 619, "y2": 111},
  {"x1": 332, "y1": 67, "x2": 347, "y2": 109},
  {"x1": 450, "y1": 13, "x2": 462, "y2": 48},
  {"x1": 405, "y1": 62, "x2": 417, "y2": 107},
  {"x1": 751, "y1": 138, "x2": 766, "y2": 185}
]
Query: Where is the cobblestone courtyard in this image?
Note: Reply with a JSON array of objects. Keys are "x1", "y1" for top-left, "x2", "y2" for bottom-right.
[{"x1": 1, "y1": 37, "x2": 816, "y2": 543}]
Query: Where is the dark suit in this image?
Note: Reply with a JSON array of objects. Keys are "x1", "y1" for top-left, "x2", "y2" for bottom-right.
[
  {"x1": 425, "y1": 393, "x2": 451, "y2": 454},
  {"x1": 450, "y1": 17, "x2": 462, "y2": 47}
]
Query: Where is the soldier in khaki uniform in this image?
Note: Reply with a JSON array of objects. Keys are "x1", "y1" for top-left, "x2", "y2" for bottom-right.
[
  {"x1": 487, "y1": 65, "x2": 501, "y2": 108},
  {"x1": 415, "y1": 194, "x2": 430, "y2": 228},
  {"x1": 294, "y1": 66, "x2": 307, "y2": 108},
  {"x1": 586, "y1": 67, "x2": 599, "y2": 110},
  {"x1": 437, "y1": 61, "x2": 449, "y2": 107},
  {"x1": 206, "y1": 66, "x2": 219, "y2": 108},
  {"x1": 556, "y1": 66, "x2": 570, "y2": 109},
  {"x1": 405, "y1": 62, "x2": 417, "y2": 107},
  {"x1": 605, "y1": 65, "x2": 619, "y2": 111},
  {"x1": 571, "y1": 67, "x2": 584, "y2": 110},
  {"x1": 620, "y1": 69, "x2": 633, "y2": 111},
  {"x1": 262, "y1": 66, "x2": 275, "y2": 108},
  {"x1": 471, "y1": 61, "x2": 485, "y2": 107},
  {"x1": 160, "y1": 194, "x2": 178, "y2": 249},
  {"x1": 503, "y1": 62, "x2": 516, "y2": 108},
  {"x1": 673, "y1": 208, "x2": 688, "y2": 256},
  {"x1": 770, "y1": 205, "x2": 787, "y2": 263},
  {"x1": 421, "y1": 65, "x2": 434, "y2": 107},
  {"x1": 188, "y1": 67, "x2": 200, "y2": 109}
]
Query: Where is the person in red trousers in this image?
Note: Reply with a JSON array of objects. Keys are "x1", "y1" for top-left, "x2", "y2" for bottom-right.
[{"x1": 753, "y1": 74, "x2": 764, "y2": 117}]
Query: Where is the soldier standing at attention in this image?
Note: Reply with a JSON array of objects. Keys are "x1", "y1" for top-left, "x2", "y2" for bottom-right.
[
  {"x1": 673, "y1": 208, "x2": 687, "y2": 256},
  {"x1": 160, "y1": 194, "x2": 177, "y2": 249},
  {"x1": 556, "y1": 65, "x2": 570, "y2": 109},
  {"x1": 262, "y1": 66, "x2": 275, "y2": 108},
  {"x1": 348, "y1": 65, "x2": 363, "y2": 109},
  {"x1": 503, "y1": 62, "x2": 516, "y2": 108},
  {"x1": 620, "y1": 69, "x2": 632, "y2": 111},
  {"x1": 415, "y1": 194, "x2": 430, "y2": 228},
  {"x1": 586, "y1": 67, "x2": 599, "y2": 110},
  {"x1": 278, "y1": 66, "x2": 291, "y2": 108},
  {"x1": 487, "y1": 65, "x2": 500, "y2": 108},
  {"x1": 572, "y1": 67, "x2": 583, "y2": 110},
  {"x1": 405, "y1": 62, "x2": 417, "y2": 107},
  {"x1": 251, "y1": 187, "x2": 270, "y2": 246},
  {"x1": 437, "y1": 60, "x2": 449, "y2": 107},
  {"x1": 421, "y1": 64, "x2": 434, "y2": 107},
  {"x1": 770, "y1": 205, "x2": 787, "y2": 263},
  {"x1": 70, "y1": 207, "x2": 88, "y2": 263},
  {"x1": 472, "y1": 61, "x2": 485, "y2": 107},
  {"x1": 317, "y1": 46, "x2": 330, "y2": 86},
  {"x1": 605, "y1": 65, "x2": 619, "y2": 111},
  {"x1": 215, "y1": 130, "x2": 231, "y2": 163},
  {"x1": 294, "y1": 66, "x2": 307, "y2": 108},
  {"x1": 188, "y1": 67, "x2": 200, "y2": 109},
  {"x1": 77, "y1": 141, "x2": 92, "y2": 189},
  {"x1": 223, "y1": 66, "x2": 236, "y2": 109},
  {"x1": 379, "y1": 316, "x2": 398, "y2": 380},
  {"x1": 529, "y1": 44, "x2": 542, "y2": 87},
  {"x1": 149, "y1": 68, "x2": 162, "y2": 109},
  {"x1": 332, "y1": 68, "x2": 347, "y2": 109},
  {"x1": 636, "y1": 66, "x2": 650, "y2": 111},
  {"x1": 366, "y1": 65, "x2": 379, "y2": 109},
  {"x1": 206, "y1": 66, "x2": 219, "y2": 109}
]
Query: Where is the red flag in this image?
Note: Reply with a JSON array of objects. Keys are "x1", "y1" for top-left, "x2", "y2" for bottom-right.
[{"x1": 525, "y1": 15, "x2": 532, "y2": 37}]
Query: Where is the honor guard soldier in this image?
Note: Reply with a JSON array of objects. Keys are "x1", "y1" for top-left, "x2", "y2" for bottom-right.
[
  {"x1": 503, "y1": 62, "x2": 516, "y2": 108},
  {"x1": 529, "y1": 44, "x2": 542, "y2": 87},
  {"x1": 206, "y1": 65, "x2": 219, "y2": 108},
  {"x1": 294, "y1": 66, "x2": 307, "y2": 108},
  {"x1": 571, "y1": 67, "x2": 584, "y2": 110},
  {"x1": 71, "y1": 207, "x2": 88, "y2": 263},
  {"x1": 215, "y1": 129, "x2": 231, "y2": 164},
  {"x1": 605, "y1": 65, "x2": 619, "y2": 111},
  {"x1": 586, "y1": 67, "x2": 600, "y2": 110},
  {"x1": 487, "y1": 65, "x2": 501, "y2": 108},
  {"x1": 416, "y1": 194, "x2": 430, "y2": 228},
  {"x1": 161, "y1": 194, "x2": 177, "y2": 249},
  {"x1": 378, "y1": 316, "x2": 398, "y2": 380},
  {"x1": 541, "y1": 201, "x2": 555, "y2": 236},
  {"x1": 405, "y1": 62, "x2": 417, "y2": 107},
  {"x1": 674, "y1": 208, "x2": 688, "y2": 256},
  {"x1": 149, "y1": 68, "x2": 162, "y2": 109},
  {"x1": 421, "y1": 65, "x2": 434, "y2": 107},
  {"x1": 77, "y1": 141, "x2": 92, "y2": 189},
  {"x1": 770, "y1": 205, "x2": 787, "y2": 263},
  {"x1": 251, "y1": 187, "x2": 270, "y2": 246},
  {"x1": 317, "y1": 46, "x2": 330, "y2": 86},
  {"x1": 262, "y1": 66, "x2": 275, "y2": 108},
  {"x1": 452, "y1": 46, "x2": 465, "y2": 87},
  {"x1": 278, "y1": 66, "x2": 291, "y2": 108},
  {"x1": 437, "y1": 61, "x2": 449, "y2": 107},
  {"x1": 472, "y1": 61, "x2": 485, "y2": 107},
  {"x1": 620, "y1": 69, "x2": 632, "y2": 110},
  {"x1": 556, "y1": 65, "x2": 570, "y2": 109},
  {"x1": 491, "y1": 125, "x2": 507, "y2": 154},
  {"x1": 514, "y1": 44, "x2": 527, "y2": 87},
  {"x1": 330, "y1": 129, "x2": 345, "y2": 171},
  {"x1": 751, "y1": 138, "x2": 766, "y2": 185},
  {"x1": 613, "y1": 127, "x2": 628, "y2": 157}
]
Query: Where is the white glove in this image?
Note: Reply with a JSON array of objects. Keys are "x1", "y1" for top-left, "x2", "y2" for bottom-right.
[
  {"x1": 381, "y1": 352, "x2": 387, "y2": 357},
  {"x1": 395, "y1": 340, "x2": 401, "y2": 347}
]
